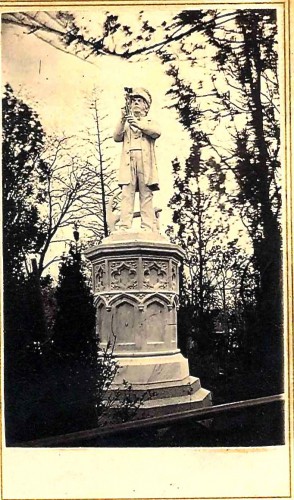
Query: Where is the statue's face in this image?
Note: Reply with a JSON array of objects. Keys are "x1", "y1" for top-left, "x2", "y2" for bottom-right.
[{"x1": 131, "y1": 96, "x2": 147, "y2": 116}]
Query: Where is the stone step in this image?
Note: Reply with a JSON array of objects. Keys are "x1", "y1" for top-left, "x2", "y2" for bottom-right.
[
  {"x1": 105, "y1": 387, "x2": 212, "y2": 421},
  {"x1": 136, "y1": 387, "x2": 212, "y2": 419},
  {"x1": 109, "y1": 376, "x2": 201, "y2": 400}
]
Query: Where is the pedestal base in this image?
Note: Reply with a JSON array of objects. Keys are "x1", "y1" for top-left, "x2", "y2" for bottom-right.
[
  {"x1": 112, "y1": 352, "x2": 189, "y2": 385},
  {"x1": 107, "y1": 352, "x2": 212, "y2": 420},
  {"x1": 85, "y1": 235, "x2": 212, "y2": 421}
]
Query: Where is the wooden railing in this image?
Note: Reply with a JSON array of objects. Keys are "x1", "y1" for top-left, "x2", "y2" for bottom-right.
[{"x1": 13, "y1": 393, "x2": 285, "y2": 447}]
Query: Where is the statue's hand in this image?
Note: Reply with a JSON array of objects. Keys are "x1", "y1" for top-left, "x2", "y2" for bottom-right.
[
  {"x1": 121, "y1": 107, "x2": 128, "y2": 120},
  {"x1": 126, "y1": 115, "x2": 141, "y2": 129}
]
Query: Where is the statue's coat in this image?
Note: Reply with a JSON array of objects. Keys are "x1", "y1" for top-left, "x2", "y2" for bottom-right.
[{"x1": 113, "y1": 119, "x2": 161, "y2": 191}]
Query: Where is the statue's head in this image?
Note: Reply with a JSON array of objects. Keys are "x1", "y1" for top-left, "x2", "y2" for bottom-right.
[{"x1": 130, "y1": 88, "x2": 152, "y2": 116}]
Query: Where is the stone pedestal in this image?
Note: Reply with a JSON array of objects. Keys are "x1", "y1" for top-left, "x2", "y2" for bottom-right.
[{"x1": 85, "y1": 230, "x2": 211, "y2": 418}]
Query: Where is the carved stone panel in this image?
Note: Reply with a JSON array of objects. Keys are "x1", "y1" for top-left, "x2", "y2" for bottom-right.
[
  {"x1": 145, "y1": 301, "x2": 166, "y2": 342},
  {"x1": 143, "y1": 260, "x2": 168, "y2": 290},
  {"x1": 94, "y1": 262, "x2": 106, "y2": 291},
  {"x1": 112, "y1": 301, "x2": 136, "y2": 344},
  {"x1": 171, "y1": 262, "x2": 177, "y2": 291},
  {"x1": 110, "y1": 260, "x2": 138, "y2": 290},
  {"x1": 97, "y1": 301, "x2": 108, "y2": 342}
]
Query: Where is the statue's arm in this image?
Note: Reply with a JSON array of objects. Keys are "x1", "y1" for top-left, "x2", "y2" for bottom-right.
[
  {"x1": 140, "y1": 119, "x2": 161, "y2": 139},
  {"x1": 113, "y1": 120, "x2": 126, "y2": 142}
]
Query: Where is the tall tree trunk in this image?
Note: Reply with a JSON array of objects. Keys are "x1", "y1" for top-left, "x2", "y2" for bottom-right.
[{"x1": 241, "y1": 13, "x2": 282, "y2": 382}]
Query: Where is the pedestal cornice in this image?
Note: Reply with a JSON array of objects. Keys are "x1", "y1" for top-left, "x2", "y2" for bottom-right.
[{"x1": 84, "y1": 233, "x2": 185, "y2": 262}]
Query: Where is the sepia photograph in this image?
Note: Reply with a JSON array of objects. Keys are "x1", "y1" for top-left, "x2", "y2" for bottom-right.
[{"x1": 1, "y1": 1, "x2": 292, "y2": 498}]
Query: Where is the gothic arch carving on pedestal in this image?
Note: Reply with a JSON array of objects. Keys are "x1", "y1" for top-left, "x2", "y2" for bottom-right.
[
  {"x1": 143, "y1": 292, "x2": 172, "y2": 308},
  {"x1": 110, "y1": 295, "x2": 138, "y2": 345},
  {"x1": 96, "y1": 300, "x2": 108, "y2": 343},
  {"x1": 108, "y1": 293, "x2": 140, "y2": 307},
  {"x1": 145, "y1": 297, "x2": 167, "y2": 343}
]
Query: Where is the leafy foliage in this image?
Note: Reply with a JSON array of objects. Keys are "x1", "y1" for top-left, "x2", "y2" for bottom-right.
[
  {"x1": 2, "y1": 10, "x2": 237, "y2": 61},
  {"x1": 164, "y1": 9, "x2": 282, "y2": 389},
  {"x1": 2, "y1": 84, "x2": 47, "y2": 280},
  {"x1": 3, "y1": 85, "x2": 50, "y2": 358},
  {"x1": 208, "y1": 9, "x2": 282, "y2": 376}
]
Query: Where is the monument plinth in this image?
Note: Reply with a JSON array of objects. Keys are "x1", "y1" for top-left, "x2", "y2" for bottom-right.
[{"x1": 85, "y1": 230, "x2": 211, "y2": 418}]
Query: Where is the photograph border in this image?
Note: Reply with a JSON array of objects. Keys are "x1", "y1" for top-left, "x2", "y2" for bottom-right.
[{"x1": 1, "y1": 0, "x2": 293, "y2": 498}]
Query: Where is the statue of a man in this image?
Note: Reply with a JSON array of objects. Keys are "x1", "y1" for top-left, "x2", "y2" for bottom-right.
[{"x1": 113, "y1": 88, "x2": 161, "y2": 231}]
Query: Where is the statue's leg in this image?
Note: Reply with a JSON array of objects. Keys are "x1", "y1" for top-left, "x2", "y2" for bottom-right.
[
  {"x1": 119, "y1": 156, "x2": 136, "y2": 229},
  {"x1": 136, "y1": 154, "x2": 155, "y2": 231}
]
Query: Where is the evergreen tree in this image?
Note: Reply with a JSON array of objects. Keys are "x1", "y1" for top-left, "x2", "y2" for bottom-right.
[{"x1": 53, "y1": 237, "x2": 96, "y2": 358}]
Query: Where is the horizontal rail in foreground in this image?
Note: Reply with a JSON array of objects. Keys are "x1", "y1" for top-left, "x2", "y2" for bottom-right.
[{"x1": 14, "y1": 393, "x2": 285, "y2": 447}]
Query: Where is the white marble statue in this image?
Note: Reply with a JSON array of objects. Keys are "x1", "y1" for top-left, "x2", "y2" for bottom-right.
[{"x1": 113, "y1": 87, "x2": 161, "y2": 232}]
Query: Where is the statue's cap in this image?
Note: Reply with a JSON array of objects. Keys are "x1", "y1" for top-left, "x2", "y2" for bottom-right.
[{"x1": 130, "y1": 88, "x2": 152, "y2": 108}]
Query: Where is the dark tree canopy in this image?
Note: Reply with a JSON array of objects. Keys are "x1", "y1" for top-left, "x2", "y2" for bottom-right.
[
  {"x1": 3, "y1": 85, "x2": 50, "y2": 353},
  {"x1": 2, "y1": 9, "x2": 238, "y2": 61},
  {"x1": 2, "y1": 84, "x2": 47, "y2": 280},
  {"x1": 165, "y1": 9, "x2": 282, "y2": 388}
]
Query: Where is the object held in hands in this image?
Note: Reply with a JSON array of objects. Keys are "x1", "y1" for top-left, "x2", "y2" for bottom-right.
[{"x1": 124, "y1": 87, "x2": 133, "y2": 116}]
